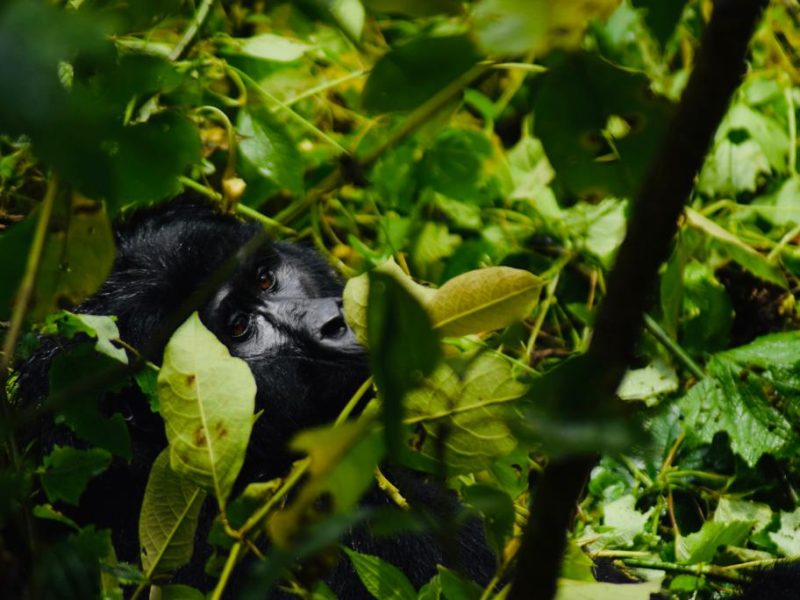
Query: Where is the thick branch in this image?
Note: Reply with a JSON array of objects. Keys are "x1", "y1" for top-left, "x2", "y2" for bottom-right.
[{"x1": 508, "y1": 1, "x2": 769, "y2": 598}]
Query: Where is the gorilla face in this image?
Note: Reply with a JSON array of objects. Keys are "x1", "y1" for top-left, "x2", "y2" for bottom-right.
[{"x1": 198, "y1": 241, "x2": 368, "y2": 479}]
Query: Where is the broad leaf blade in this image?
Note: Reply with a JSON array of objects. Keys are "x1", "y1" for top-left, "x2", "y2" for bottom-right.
[
  {"x1": 139, "y1": 449, "x2": 207, "y2": 576},
  {"x1": 158, "y1": 312, "x2": 256, "y2": 503},
  {"x1": 343, "y1": 547, "x2": 417, "y2": 600},
  {"x1": 429, "y1": 266, "x2": 543, "y2": 336}
]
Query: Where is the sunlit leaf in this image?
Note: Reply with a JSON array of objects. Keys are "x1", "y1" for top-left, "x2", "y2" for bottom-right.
[
  {"x1": 406, "y1": 353, "x2": 526, "y2": 473},
  {"x1": 269, "y1": 423, "x2": 384, "y2": 546},
  {"x1": 343, "y1": 259, "x2": 435, "y2": 345},
  {"x1": 236, "y1": 34, "x2": 314, "y2": 62},
  {"x1": 158, "y1": 312, "x2": 256, "y2": 503},
  {"x1": 685, "y1": 207, "x2": 787, "y2": 288},
  {"x1": 429, "y1": 267, "x2": 543, "y2": 337},
  {"x1": 473, "y1": 0, "x2": 619, "y2": 56},
  {"x1": 555, "y1": 579, "x2": 660, "y2": 600}
]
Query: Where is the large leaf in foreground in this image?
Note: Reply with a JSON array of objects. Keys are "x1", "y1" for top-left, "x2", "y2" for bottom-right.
[
  {"x1": 158, "y1": 313, "x2": 256, "y2": 503},
  {"x1": 139, "y1": 449, "x2": 206, "y2": 576},
  {"x1": 406, "y1": 353, "x2": 527, "y2": 473},
  {"x1": 368, "y1": 272, "x2": 440, "y2": 456}
]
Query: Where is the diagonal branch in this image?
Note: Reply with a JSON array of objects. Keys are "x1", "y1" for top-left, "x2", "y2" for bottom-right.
[{"x1": 508, "y1": 1, "x2": 770, "y2": 598}]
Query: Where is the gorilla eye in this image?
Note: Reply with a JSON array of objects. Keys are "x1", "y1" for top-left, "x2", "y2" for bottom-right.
[
  {"x1": 257, "y1": 266, "x2": 274, "y2": 291},
  {"x1": 229, "y1": 314, "x2": 250, "y2": 339}
]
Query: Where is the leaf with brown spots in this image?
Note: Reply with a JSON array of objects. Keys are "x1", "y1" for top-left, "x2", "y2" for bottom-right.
[{"x1": 157, "y1": 312, "x2": 256, "y2": 506}]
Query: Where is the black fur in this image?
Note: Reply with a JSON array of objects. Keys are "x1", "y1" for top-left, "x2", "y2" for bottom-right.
[{"x1": 16, "y1": 198, "x2": 494, "y2": 597}]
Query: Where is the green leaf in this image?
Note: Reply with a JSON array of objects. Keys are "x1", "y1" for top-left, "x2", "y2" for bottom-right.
[
  {"x1": 533, "y1": 52, "x2": 672, "y2": 199},
  {"x1": 555, "y1": 580, "x2": 660, "y2": 600},
  {"x1": 363, "y1": 0, "x2": 462, "y2": 17},
  {"x1": 678, "y1": 357, "x2": 798, "y2": 467},
  {"x1": 157, "y1": 312, "x2": 256, "y2": 503},
  {"x1": 420, "y1": 129, "x2": 494, "y2": 204},
  {"x1": 33, "y1": 503, "x2": 80, "y2": 531},
  {"x1": 616, "y1": 360, "x2": 678, "y2": 403},
  {"x1": 562, "y1": 199, "x2": 628, "y2": 268},
  {"x1": 429, "y1": 266, "x2": 544, "y2": 337},
  {"x1": 236, "y1": 34, "x2": 314, "y2": 62},
  {"x1": 714, "y1": 497, "x2": 772, "y2": 533},
  {"x1": 437, "y1": 566, "x2": 482, "y2": 600},
  {"x1": 769, "y1": 507, "x2": 800, "y2": 557},
  {"x1": 472, "y1": 0, "x2": 619, "y2": 56},
  {"x1": 159, "y1": 585, "x2": 206, "y2": 600},
  {"x1": 269, "y1": 424, "x2": 384, "y2": 546},
  {"x1": 319, "y1": 0, "x2": 366, "y2": 42},
  {"x1": 90, "y1": 112, "x2": 201, "y2": 213},
  {"x1": 684, "y1": 207, "x2": 787, "y2": 288},
  {"x1": 31, "y1": 197, "x2": 115, "y2": 321},
  {"x1": 39, "y1": 446, "x2": 111, "y2": 506},
  {"x1": 237, "y1": 105, "x2": 304, "y2": 205},
  {"x1": 406, "y1": 353, "x2": 527, "y2": 474},
  {"x1": 601, "y1": 494, "x2": 653, "y2": 548},
  {"x1": 42, "y1": 311, "x2": 127, "y2": 365},
  {"x1": 368, "y1": 272, "x2": 440, "y2": 456},
  {"x1": 698, "y1": 103, "x2": 789, "y2": 196},
  {"x1": 343, "y1": 258, "x2": 435, "y2": 345},
  {"x1": 680, "y1": 260, "x2": 733, "y2": 354},
  {"x1": 50, "y1": 345, "x2": 132, "y2": 459},
  {"x1": 631, "y1": 0, "x2": 689, "y2": 46},
  {"x1": 753, "y1": 175, "x2": 800, "y2": 228},
  {"x1": 362, "y1": 35, "x2": 481, "y2": 114},
  {"x1": 139, "y1": 449, "x2": 206, "y2": 577},
  {"x1": 676, "y1": 520, "x2": 752, "y2": 564},
  {"x1": 343, "y1": 547, "x2": 417, "y2": 600}
]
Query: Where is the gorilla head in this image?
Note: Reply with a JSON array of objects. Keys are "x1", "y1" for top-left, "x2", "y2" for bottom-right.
[{"x1": 73, "y1": 199, "x2": 369, "y2": 479}]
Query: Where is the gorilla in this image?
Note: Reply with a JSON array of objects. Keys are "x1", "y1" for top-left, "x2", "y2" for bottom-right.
[{"x1": 15, "y1": 197, "x2": 494, "y2": 598}]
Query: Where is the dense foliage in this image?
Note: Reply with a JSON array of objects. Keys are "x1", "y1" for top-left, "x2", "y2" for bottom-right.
[{"x1": 1, "y1": 1, "x2": 799, "y2": 598}]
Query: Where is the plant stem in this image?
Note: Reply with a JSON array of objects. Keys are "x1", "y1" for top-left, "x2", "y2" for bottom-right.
[
  {"x1": 1, "y1": 174, "x2": 59, "y2": 461},
  {"x1": 170, "y1": 0, "x2": 216, "y2": 61},
  {"x1": 643, "y1": 313, "x2": 705, "y2": 380},
  {"x1": 210, "y1": 539, "x2": 242, "y2": 600},
  {"x1": 621, "y1": 558, "x2": 747, "y2": 584}
]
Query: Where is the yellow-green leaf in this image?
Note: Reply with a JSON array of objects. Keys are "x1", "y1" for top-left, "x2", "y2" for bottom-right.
[
  {"x1": 139, "y1": 449, "x2": 206, "y2": 577},
  {"x1": 343, "y1": 259, "x2": 435, "y2": 344},
  {"x1": 429, "y1": 266, "x2": 544, "y2": 336},
  {"x1": 406, "y1": 353, "x2": 527, "y2": 473},
  {"x1": 157, "y1": 312, "x2": 256, "y2": 503}
]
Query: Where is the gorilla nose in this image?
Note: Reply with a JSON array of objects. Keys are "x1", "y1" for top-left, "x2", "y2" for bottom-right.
[{"x1": 310, "y1": 298, "x2": 361, "y2": 354}]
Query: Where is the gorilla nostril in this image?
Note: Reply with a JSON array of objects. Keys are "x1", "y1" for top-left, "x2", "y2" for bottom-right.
[{"x1": 320, "y1": 316, "x2": 347, "y2": 340}]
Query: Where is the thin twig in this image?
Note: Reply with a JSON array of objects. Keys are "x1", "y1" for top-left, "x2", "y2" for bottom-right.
[{"x1": 170, "y1": 0, "x2": 216, "y2": 61}]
